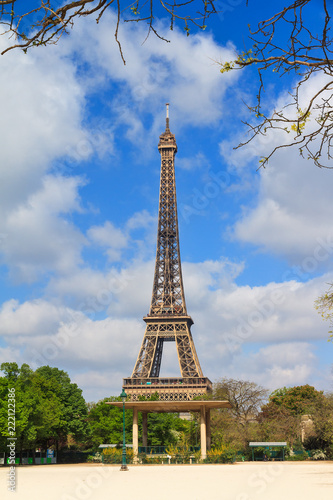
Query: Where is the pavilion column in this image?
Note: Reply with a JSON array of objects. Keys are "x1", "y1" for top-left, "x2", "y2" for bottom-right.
[
  {"x1": 142, "y1": 412, "x2": 148, "y2": 448},
  {"x1": 200, "y1": 406, "x2": 207, "y2": 460},
  {"x1": 206, "y1": 408, "x2": 211, "y2": 450},
  {"x1": 133, "y1": 407, "x2": 139, "y2": 461}
]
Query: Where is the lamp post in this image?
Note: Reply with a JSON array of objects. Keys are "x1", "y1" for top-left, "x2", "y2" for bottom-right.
[{"x1": 120, "y1": 388, "x2": 128, "y2": 471}]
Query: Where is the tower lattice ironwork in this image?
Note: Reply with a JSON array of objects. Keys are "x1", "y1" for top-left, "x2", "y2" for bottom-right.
[{"x1": 123, "y1": 105, "x2": 211, "y2": 401}]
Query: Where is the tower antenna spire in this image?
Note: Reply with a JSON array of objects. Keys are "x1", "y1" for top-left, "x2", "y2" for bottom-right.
[{"x1": 166, "y1": 102, "x2": 170, "y2": 130}]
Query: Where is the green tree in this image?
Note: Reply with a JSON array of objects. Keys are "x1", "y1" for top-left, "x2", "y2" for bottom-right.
[
  {"x1": 0, "y1": 363, "x2": 62, "y2": 461},
  {"x1": 257, "y1": 400, "x2": 300, "y2": 447},
  {"x1": 146, "y1": 412, "x2": 190, "y2": 447},
  {"x1": 269, "y1": 385, "x2": 325, "y2": 416},
  {"x1": 0, "y1": 375, "x2": 12, "y2": 451},
  {"x1": 35, "y1": 366, "x2": 89, "y2": 447},
  {"x1": 18, "y1": 372, "x2": 63, "y2": 459},
  {"x1": 0, "y1": 363, "x2": 89, "y2": 462},
  {"x1": 0, "y1": 362, "x2": 20, "y2": 380},
  {"x1": 87, "y1": 396, "x2": 191, "y2": 450},
  {"x1": 308, "y1": 393, "x2": 333, "y2": 456},
  {"x1": 87, "y1": 397, "x2": 133, "y2": 450},
  {"x1": 258, "y1": 385, "x2": 327, "y2": 448}
]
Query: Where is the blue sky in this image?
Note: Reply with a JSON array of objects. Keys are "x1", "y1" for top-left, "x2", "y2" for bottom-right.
[{"x1": 0, "y1": 1, "x2": 332, "y2": 402}]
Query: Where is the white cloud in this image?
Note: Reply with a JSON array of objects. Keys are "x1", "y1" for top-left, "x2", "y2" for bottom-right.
[
  {"x1": 220, "y1": 73, "x2": 333, "y2": 264},
  {"x1": 0, "y1": 35, "x2": 89, "y2": 213},
  {"x1": 0, "y1": 299, "x2": 77, "y2": 337},
  {"x1": 195, "y1": 273, "x2": 331, "y2": 355},
  {"x1": 86, "y1": 210, "x2": 157, "y2": 263},
  {"x1": 220, "y1": 342, "x2": 318, "y2": 392},
  {"x1": 88, "y1": 221, "x2": 128, "y2": 261},
  {"x1": 24, "y1": 316, "x2": 143, "y2": 376},
  {"x1": 0, "y1": 296, "x2": 141, "y2": 381},
  {"x1": 177, "y1": 152, "x2": 211, "y2": 171},
  {"x1": 105, "y1": 260, "x2": 155, "y2": 319},
  {"x1": 125, "y1": 210, "x2": 156, "y2": 232},
  {"x1": 73, "y1": 370, "x2": 125, "y2": 402},
  {"x1": 45, "y1": 210, "x2": 157, "y2": 309},
  {"x1": 65, "y1": 11, "x2": 239, "y2": 145},
  {"x1": 1, "y1": 175, "x2": 86, "y2": 282},
  {"x1": 45, "y1": 265, "x2": 135, "y2": 315},
  {"x1": 232, "y1": 147, "x2": 333, "y2": 263},
  {"x1": 0, "y1": 29, "x2": 113, "y2": 284},
  {"x1": 1, "y1": 262, "x2": 331, "y2": 398}
]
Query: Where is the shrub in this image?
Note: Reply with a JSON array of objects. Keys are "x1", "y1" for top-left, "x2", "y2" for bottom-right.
[
  {"x1": 286, "y1": 451, "x2": 308, "y2": 461},
  {"x1": 87, "y1": 452, "x2": 102, "y2": 463},
  {"x1": 139, "y1": 454, "x2": 164, "y2": 464},
  {"x1": 311, "y1": 449, "x2": 326, "y2": 460},
  {"x1": 325, "y1": 444, "x2": 333, "y2": 460},
  {"x1": 58, "y1": 450, "x2": 91, "y2": 464},
  {"x1": 102, "y1": 447, "x2": 134, "y2": 464},
  {"x1": 205, "y1": 446, "x2": 236, "y2": 464},
  {"x1": 165, "y1": 444, "x2": 193, "y2": 463}
]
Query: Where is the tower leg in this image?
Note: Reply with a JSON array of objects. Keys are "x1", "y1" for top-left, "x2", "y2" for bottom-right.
[
  {"x1": 133, "y1": 408, "x2": 139, "y2": 462},
  {"x1": 142, "y1": 412, "x2": 148, "y2": 448},
  {"x1": 200, "y1": 406, "x2": 207, "y2": 460}
]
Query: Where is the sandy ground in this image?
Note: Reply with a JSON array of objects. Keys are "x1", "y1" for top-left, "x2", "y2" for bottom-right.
[{"x1": 1, "y1": 461, "x2": 333, "y2": 500}]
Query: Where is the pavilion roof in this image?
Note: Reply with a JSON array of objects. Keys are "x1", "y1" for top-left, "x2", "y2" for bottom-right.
[{"x1": 106, "y1": 400, "x2": 231, "y2": 413}]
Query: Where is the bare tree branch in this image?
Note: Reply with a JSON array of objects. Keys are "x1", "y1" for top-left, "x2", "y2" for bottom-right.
[
  {"x1": 214, "y1": 378, "x2": 269, "y2": 426},
  {"x1": 1, "y1": 2, "x2": 332, "y2": 169},
  {"x1": 315, "y1": 284, "x2": 333, "y2": 340},
  {"x1": 0, "y1": 0, "x2": 217, "y2": 62},
  {"x1": 219, "y1": 0, "x2": 333, "y2": 168}
]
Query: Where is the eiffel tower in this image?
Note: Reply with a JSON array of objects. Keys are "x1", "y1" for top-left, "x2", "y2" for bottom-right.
[{"x1": 123, "y1": 105, "x2": 212, "y2": 401}]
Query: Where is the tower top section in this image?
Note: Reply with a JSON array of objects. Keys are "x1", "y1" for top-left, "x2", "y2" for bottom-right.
[{"x1": 158, "y1": 103, "x2": 177, "y2": 152}]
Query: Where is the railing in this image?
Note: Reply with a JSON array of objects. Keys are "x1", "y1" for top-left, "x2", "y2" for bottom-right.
[
  {"x1": 138, "y1": 446, "x2": 200, "y2": 455},
  {"x1": 123, "y1": 377, "x2": 212, "y2": 390}
]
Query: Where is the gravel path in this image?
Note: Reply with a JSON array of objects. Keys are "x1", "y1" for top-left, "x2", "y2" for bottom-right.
[{"x1": 1, "y1": 461, "x2": 333, "y2": 500}]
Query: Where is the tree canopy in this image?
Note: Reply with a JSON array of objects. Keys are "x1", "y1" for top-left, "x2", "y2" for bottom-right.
[
  {"x1": 1, "y1": 366, "x2": 333, "y2": 460},
  {"x1": 268, "y1": 385, "x2": 325, "y2": 416},
  {"x1": 0, "y1": 363, "x2": 89, "y2": 460},
  {"x1": 87, "y1": 396, "x2": 133, "y2": 448},
  {"x1": 258, "y1": 385, "x2": 329, "y2": 449}
]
